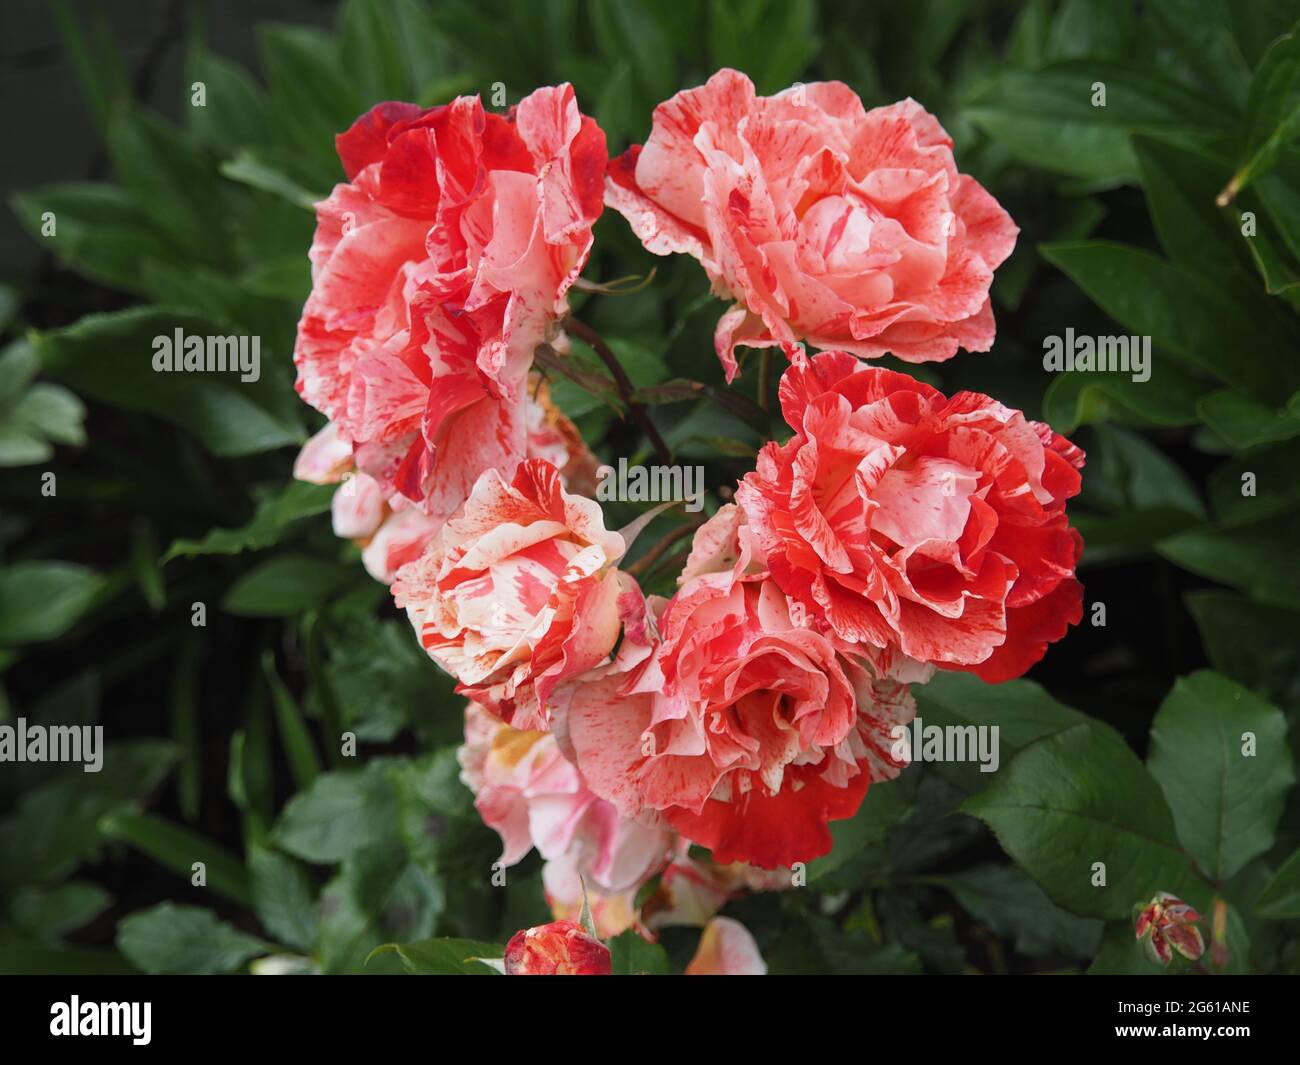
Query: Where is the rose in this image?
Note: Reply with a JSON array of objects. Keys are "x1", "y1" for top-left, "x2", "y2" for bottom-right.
[
  {"x1": 294, "y1": 85, "x2": 606, "y2": 520},
  {"x1": 393, "y1": 459, "x2": 634, "y2": 730},
  {"x1": 503, "y1": 920, "x2": 611, "y2": 976},
  {"x1": 554, "y1": 509, "x2": 923, "y2": 869},
  {"x1": 295, "y1": 373, "x2": 597, "y2": 583},
  {"x1": 459, "y1": 704, "x2": 791, "y2": 938},
  {"x1": 457, "y1": 702, "x2": 671, "y2": 938},
  {"x1": 605, "y1": 69, "x2": 1017, "y2": 381},
  {"x1": 735, "y1": 348, "x2": 1084, "y2": 681}
]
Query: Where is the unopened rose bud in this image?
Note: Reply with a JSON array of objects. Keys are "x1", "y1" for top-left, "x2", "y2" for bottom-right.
[
  {"x1": 504, "y1": 920, "x2": 611, "y2": 976},
  {"x1": 1135, "y1": 892, "x2": 1205, "y2": 966}
]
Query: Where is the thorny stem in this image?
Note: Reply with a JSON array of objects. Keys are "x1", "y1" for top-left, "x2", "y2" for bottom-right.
[
  {"x1": 757, "y1": 346, "x2": 772, "y2": 412},
  {"x1": 565, "y1": 316, "x2": 672, "y2": 465},
  {"x1": 626, "y1": 515, "x2": 706, "y2": 580}
]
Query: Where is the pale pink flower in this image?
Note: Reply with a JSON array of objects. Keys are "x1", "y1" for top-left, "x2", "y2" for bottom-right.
[
  {"x1": 606, "y1": 69, "x2": 1017, "y2": 380},
  {"x1": 394, "y1": 460, "x2": 635, "y2": 730}
]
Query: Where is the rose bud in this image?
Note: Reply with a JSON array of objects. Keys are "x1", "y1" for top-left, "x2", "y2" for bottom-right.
[
  {"x1": 1135, "y1": 892, "x2": 1205, "y2": 966},
  {"x1": 504, "y1": 920, "x2": 611, "y2": 976}
]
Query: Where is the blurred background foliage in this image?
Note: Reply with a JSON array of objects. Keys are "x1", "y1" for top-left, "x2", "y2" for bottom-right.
[{"x1": 2, "y1": 0, "x2": 1300, "y2": 975}]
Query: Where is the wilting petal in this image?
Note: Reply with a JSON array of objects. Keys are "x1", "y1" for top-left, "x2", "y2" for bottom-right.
[{"x1": 685, "y1": 917, "x2": 767, "y2": 975}]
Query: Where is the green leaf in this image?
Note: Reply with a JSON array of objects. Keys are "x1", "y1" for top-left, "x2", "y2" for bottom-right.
[
  {"x1": 318, "y1": 851, "x2": 442, "y2": 973},
  {"x1": 1132, "y1": 135, "x2": 1242, "y2": 275},
  {"x1": 1041, "y1": 355, "x2": 1208, "y2": 433},
  {"x1": 962, "y1": 723, "x2": 1202, "y2": 918},
  {"x1": 165, "y1": 481, "x2": 334, "y2": 561},
  {"x1": 186, "y1": 48, "x2": 273, "y2": 156},
  {"x1": 1255, "y1": 153, "x2": 1300, "y2": 264},
  {"x1": 1089, "y1": 424, "x2": 1206, "y2": 518},
  {"x1": 765, "y1": 909, "x2": 921, "y2": 975},
  {"x1": 1006, "y1": 0, "x2": 1051, "y2": 68},
  {"x1": 273, "y1": 766, "x2": 398, "y2": 864},
  {"x1": 33, "y1": 308, "x2": 304, "y2": 457},
  {"x1": 1256, "y1": 846, "x2": 1300, "y2": 917},
  {"x1": 1197, "y1": 389, "x2": 1300, "y2": 450},
  {"x1": 222, "y1": 555, "x2": 358, "y2": 617},
  {"x1": 1205, "y1": 437, "x2": 1300, "y2": 524},
  {"x1": 939, "y1": 864, "x2": 1102, "y2": 958},
  {"x1": 806, "y1": 779, "x2": 910, "y2": 882},
  {"x1": 1146, "y1": 0, "x2": 1252, "y2": 107},
  {"x1": 219, "y1": 150, "x2": 322, "y2": 210},
  {"x1": 48, "y1": 0, "x2": 130, "y2": 135},
  {"x1": 0, "y1": 424, "x2": 48, "y2": 466},
  {"x1": 1222, "y1": 20, "x2": 1300, "y2": 202},
  {"x1": 248, "y1": 843, "x2": 319, "y2": 951},
  {"x1": 105, "y1": 109, "x2": 230, "y2": 265},
  {"x1": 609, "y1": 930, "x2": 671, "y2": 974},
  {"x1": 1158, "y1": 512, "x2": 1300, "y2": 610},
  {"x1": 116, "y1": 903, "x2": 269, "y2": 975},
  {"x1": 390, "y1": 750, "x2": 490, "y2": 882},
  {"x1": 258, "y1": 25, "x2": 360, "y2": 186},
  {"x1": 589, "y1": 0, "x2": 676, "y2": 109},
  {"x1": 9, "y1": 881, "x2": 113, "y2": 943},
  {"x1": 11, "y1": 183, "x2": 176, "y2": 295},
  {"x1": 337, "y1": 0, "x2": 416, "y2": 102},
  {"x1": 1185, "y1": 591, "x2": 1300, "y2": 704},
  {"x1": 238, "y1": 256, "x2": 312, "y2": 302},
  {"x1": 232, "y1": 681, "x2": 276, "y2": 829},
  {"x1": 0, "y1": 738, "x2": 178, "y2": 890},
  {"x1": 965, "y1": 60, "x2": 1227, "y2": 182},
  {"x1": 0, "y1": 337, "x2": 44, "y2": 408},
  {"x1": 0, "y1": 936, "x2": 137, "y2": 976},
  {"x1": 317, "y1": 614, "x2": 459, "y2": 743},
  {"x1": 1146, "y1": 671, "x2": 1294, "y2": 882},
  {"x1": 10, "y1": 382, "x2": 84, "y2": 445},
  {"x1": 1044, "y1": 0, "x2": 1135, "y2": 61},
  {"x1": 708, "y1": 0, "x2": 818, "y2": 96},
  {"x1": 169, "y1": 638, "x2": 200, "y2": 820},
  {"x1": 1072, "y1": 424, "x2": 1206, "y2": 562},
  {"x1": 1041, "y1": 240, "x2": 1299, "y2": 399},
  {"x1": 912, "y1": 671, "x2": 1088, "y2": 796},
  {"x1": 98, "y1": 810, "x2": 253, "y2": 907},
  {"x1": 0, "y1": 562, "x2": 104, "y2": 645},
  {"x1": 261, "y1": 651, "x2": 322, "y2": 790},
  {"x1": 876, "y1": 890, "x2": 965, "y2": 973},
  {"x1": 371, "y1": 937, "x2": 502, "y2": 975}
]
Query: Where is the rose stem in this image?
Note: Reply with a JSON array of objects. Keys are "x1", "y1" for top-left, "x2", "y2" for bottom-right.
[
  {"x1": 626, "y1": 516, "x2": 706, "y2": 579},
  {"x1": 565, "y1": 316, "x2": 672, "y2": 465}
]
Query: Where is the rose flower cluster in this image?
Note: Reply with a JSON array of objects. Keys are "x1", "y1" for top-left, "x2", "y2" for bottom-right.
[{"x1": 291, "y1": 70, "x2": 1085, "y2": 971}]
